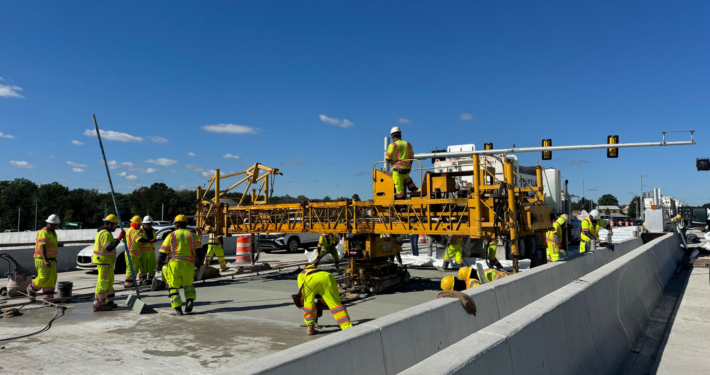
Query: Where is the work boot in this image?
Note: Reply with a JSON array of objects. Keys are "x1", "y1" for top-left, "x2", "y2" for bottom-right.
[
  {"x1": 185, "y1": 299, "x2": 194, "y2": 313},
  {"x1": 26, "y1": 286, "x2": 36, "y2": 302},
  {"x1": 109, "y1": 302, "x2": 119, "y2": 309},
  {"x1": 307, "y1": 325, "x2": 316, "y2": 336},
  {"x1": 94, "y1": 304, "x2": 113, "y2": 312},
  {"x1": 220, "y1": 267, "x2": 229, "y2": 272},
  {"x1": 146, "y1": 278, "x2": 153, "y2": 286},
  {"x1": 171, "y1": 307, "x2": 184, "y2": 316},
  {"x1": 437, "y1": 261, "x2": 450, "y2": 272}
]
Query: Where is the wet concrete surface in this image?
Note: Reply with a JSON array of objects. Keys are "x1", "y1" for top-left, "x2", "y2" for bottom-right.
[{"x1": 0, "y1": 250, "x2": 445, "y2": 374}]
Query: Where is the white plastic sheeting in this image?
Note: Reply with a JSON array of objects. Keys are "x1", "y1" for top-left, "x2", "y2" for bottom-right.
[
  {"x1": 304, "y1": 241, "x2": 345, "y2": 263},
  {"x1": 399, "y1": 253, "x2": 531, "y2": 272}
]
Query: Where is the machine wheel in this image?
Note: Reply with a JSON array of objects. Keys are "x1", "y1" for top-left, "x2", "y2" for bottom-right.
[
  {"x1": 287, "y1": 237, "x2": 300, "y2": 253},
  {"x1": 518, "y1": 237, "x2": 526, "y2": 258},
  {"x1": 527, "y1": 235, "x2": 538, "y2": 260}
]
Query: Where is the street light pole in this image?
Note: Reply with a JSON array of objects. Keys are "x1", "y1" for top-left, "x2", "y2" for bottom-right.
[
  {"x1": 162, "y1": 203, "x2": 164, "y2": 221},
  {"x1": 17, "y1": 207, "x2": 20, "y2": 231},
  {"x1": 34, "y1": 198, "x2": 39, "y2": 231},
  {"x1": 639, "y1": 175, "x2": 644, "y2": 220}
]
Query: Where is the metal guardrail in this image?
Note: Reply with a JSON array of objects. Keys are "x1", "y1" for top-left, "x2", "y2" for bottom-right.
[{"x1": 0, "y1": 240, "x2": 95, "y2": 249}]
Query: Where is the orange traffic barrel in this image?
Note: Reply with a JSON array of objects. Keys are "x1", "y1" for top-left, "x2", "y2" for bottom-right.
[
  {"x1": 418, "y1": 235, "x2": 427, "y2": 244},
  {"x1": 236, "y1": 236, "x2": 251, "y2": 263}
]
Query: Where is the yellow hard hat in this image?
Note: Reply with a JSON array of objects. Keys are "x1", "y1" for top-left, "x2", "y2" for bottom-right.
[
  {"x1": 130, "y1": 215, "x2": 142, "y2": 225},
  {"x1": 458, "y1": 266, "x2": 473, "y2": 280},
  {"x1": 305, "y1": 264, "x2": 316, "y2": 269},
  {"x1": 173, "y1": 214, "x2": 187, "y2": 223},
  {"x1": 441, "y1": 275, "x2": 455, "y2": 291},
  {"x1": 103, "y1": 214, "x2": 119, "y2": 224},
  {"x1": 676, "y1": 214, "x2": 681, "y2": 219}
]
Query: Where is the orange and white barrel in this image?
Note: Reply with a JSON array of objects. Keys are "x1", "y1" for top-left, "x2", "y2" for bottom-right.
[
  {"x1": 236, "y1": 236, "x2": 251, "y2": 263},
  {"x1": 418, "y1": 235, "x2": 427, "y2": 244},
  {"x1": 610, "y1": 220, "x2": 614, "y2": 227}
]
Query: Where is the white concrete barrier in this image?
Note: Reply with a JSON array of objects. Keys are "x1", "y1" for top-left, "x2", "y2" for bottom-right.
[
  {"x1": 235, "y1": 237, "x2": 644, "y2": 375},
  {"x1": 1, "y1": 245, "x2": 90, "y2": 275},
  {"x1": 402, "y1": 233, "x2": 681, "y2": 375}
]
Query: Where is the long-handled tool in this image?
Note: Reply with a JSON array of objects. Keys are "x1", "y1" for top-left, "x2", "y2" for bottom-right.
[{"x1": 93, "y1": 114, "x2": 149, "y2": 314}]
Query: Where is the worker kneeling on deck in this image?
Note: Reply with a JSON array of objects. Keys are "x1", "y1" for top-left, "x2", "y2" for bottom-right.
[
  {"x1": 27, "y1": 214, "x2": 61, "y2": 301},
  {"x1": 157, "y1": 214, "x2": 201, "y2": 316},
  {"x1": 385, "y1": 126, "x2": 417, "y2": 199},
  {"x1": 297, "y1": 265, "x2": 352, "y2": 335},
  {"x1": 580, "y1": 210, "x2": 612, "y2": 253},
  {"x1": 93, "y1": 214, "x2": 125, "y2": 311}
]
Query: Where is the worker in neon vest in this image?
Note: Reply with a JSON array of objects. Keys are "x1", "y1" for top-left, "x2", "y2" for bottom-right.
[
  {"x1": 27, "y1": 214, "x2": 61, "y2": 301},
  {"x1": 580, "y1": 209, "x2": 612, "y2": 253},
  {"x1": 157, "y1": 214, "x2": 201, "y2": 315},
  {"x1": 385, "y1": 126, "x2": 417, "y2": 199},
  {"x1": 297, "y1": 265, "x2": 352, "y2": 335}
]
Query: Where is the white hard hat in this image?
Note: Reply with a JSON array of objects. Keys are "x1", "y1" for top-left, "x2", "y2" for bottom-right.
[
  {"x1": 46, "y1": 214, "x2": 61, "y2": 225},
  {"x1": 390, "y1": 126, "x2": 401, "y2": 135},
  {"x1": 143, "y1": 216, "x2": 154, "y2": 224},
  {"x1": 590, "y1": 210, "x2": 600, "y2": 219}
]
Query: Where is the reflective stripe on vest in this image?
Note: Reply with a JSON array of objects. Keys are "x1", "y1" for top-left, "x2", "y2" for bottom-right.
[
  {"x1": 94, "y1": 230, "x2": 116, "y2": 258},
  {"x1": 389, "y1": 140, "x2": 413, "y2": 170},
  {"x1": 35, "y1": 229, "x2": 58, "y2": 258},
  {"x1": 582, "y1": 218, "x2": 598, "y2": 240}
]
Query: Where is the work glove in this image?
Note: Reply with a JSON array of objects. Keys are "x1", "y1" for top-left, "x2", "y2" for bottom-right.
[
  {"x1": 44, "y1": 259, "x2": 52, "y2": 268},
  {"x1": 156, "y1": 263, "x2": 164, "y2": 270},
  {"x1": 150, "y1": 238, "x2": 158, "y2": 243},
  {"x1": 117, "y1": 230, "x2": 126, "y2": 241}
]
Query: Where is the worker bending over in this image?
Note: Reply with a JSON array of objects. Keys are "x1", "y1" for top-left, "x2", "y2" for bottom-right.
[
  {"x1": 580, "y1": 210, "x2": 612, "y2": 253},
  {"x1": 27, "y1": 215, "x2": 61, "y2": 301},
  {"x1": 125, "y1": 216, "x2": 153, "y2": 288},
  {"x1": 385, "y1": 126, "x2": 417, "y2": 199},
  {"x1": 297, "y1": 265, "x2": 352, "y2": 335},
  {"x1": 204, "y1": 232, "x2": 229, "y2": 272},
  {"x1": 158, "y1": 215, "x2": 201, "y2": 316},
  {"x1": 546, "y1": 215, "x2": 567, "y2": 262},
  {"x1": 314, "y1": 233, "x2": 339, "y2": 270},
  {"x1": 92, "y1": 215, "x2": 125, "y2": 311},
  {"x1": 442, "y1": 235, "x2": 464, "y2": 270},
  {"x1": 141, "y1": 216, "x2": 158, "y2": 284},
  {"x1": 440, "y1": 266, "x2": 509, "y2": 291}
]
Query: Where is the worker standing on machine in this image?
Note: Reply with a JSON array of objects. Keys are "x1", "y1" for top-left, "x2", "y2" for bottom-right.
[
  {"x1": 204, "y1": 232, "x2": 229, "y2": 272},
  {"x1": 27, "y1": 214, "x2": 61, "y2": 301},
  {"x1": 157, "y1": 214, "x2": 200, "y2": 316},
  {"x1": 141, "y1": 216, "x2": 158, "y2": 285},
  {"x1": 297, "y1": 265, "x2": 352, "y2": 335},
  {"x1": 442, "y1": 235, "x2": 464, "y2": 270},
  {"x1": 92, "y1": 214, "x2": 124, "y2": 312},
  {"x1": 385, "y1": 126, "x2": 418, "y2": 199},
  {"x1": 125, "y1": 215, "x2": 151, "y2": 288},
  {"x1": 580, "y1": 210, "x2": 612, "y2": 253},
  {"x1": 314, "y1": 233, "x2": 340, "y2": 270}
]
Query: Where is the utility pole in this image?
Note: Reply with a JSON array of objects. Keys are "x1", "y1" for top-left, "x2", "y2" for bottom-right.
[
  {"x1": 104, "y1": 203, "x2": 107, "y2": 217},
  {"x1": 17, "y1": 207, "x2": 20, "y2": 231},
  {"x1": 639, "y1": 175, "x2": 644, "y2": 220},
  {"x1": 162, "y1": 203, "x2": 164, "y2": 221}
]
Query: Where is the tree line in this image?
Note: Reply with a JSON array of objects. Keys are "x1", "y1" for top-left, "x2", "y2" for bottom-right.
[{"x1": 0, "y1": 178, "x2": 361, "y2": 231}]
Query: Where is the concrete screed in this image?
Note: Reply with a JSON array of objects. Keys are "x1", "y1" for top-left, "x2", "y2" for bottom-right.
[{"x1": 0, "y1": 250, "x2": 445, "y2": 374}]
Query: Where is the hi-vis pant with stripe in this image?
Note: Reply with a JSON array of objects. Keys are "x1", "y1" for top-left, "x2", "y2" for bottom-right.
[
  {"x1": 94, "y1": 263, "x2": 115, "y2": 310},
  {"x1": 300, "y1": 270, "x2": 352, "y2": 330}
]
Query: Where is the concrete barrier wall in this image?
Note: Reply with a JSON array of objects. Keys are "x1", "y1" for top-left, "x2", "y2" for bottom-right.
[
  {"x1": 1, "y1": 245, "x2": 89, "y2": 275},
  {"x1": 235, "y1": 237, "x2": 644, "y2": 375},
  {"x1": 402, "y1": 233, "x2": 681, "y2": 375}
]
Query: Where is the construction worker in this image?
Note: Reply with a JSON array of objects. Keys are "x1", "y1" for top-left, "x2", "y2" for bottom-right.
[
  {"x1": 141, "y1": 216, "x2": 158, "y2": 284},
  {"x1": 297, "y1": 265, "x2": 352, "y2": 335},
  {"x1": 442, "y1": 235, "x2": 464, "y2": 270},
  {"x1": 486, "y1": 241, "x2": 504, "y2": 270},
  {"x1": 92, "y1": 214, "x2": 125, "y2": 312},
  {"x1": 440, "y1": 275, "x2": 466, "y2": 291},
  {"x1": 204, "y1": 232, "x2": 229, "y2": 272},
  {"x1": 580, "y1": 209, "x2": 612, "y2": 253},
  {"x1": 314, "y1": 233, "x2": 339, "y2": 270},
  {"x1": 546, "y1": 227, "x2": 562, "y2": 262},
  {"x1": 157, "y1": 214, "x2": 201, "y2": 315},
  {"x1": 125, "y1": 215, "x2": 151, "y2": 288},
  {"x1": 385, "y1": 126, "x2": 417, "y2": 199},
  {"x1": 27, "y1": 214, "x2": 61, "y2": 301}
]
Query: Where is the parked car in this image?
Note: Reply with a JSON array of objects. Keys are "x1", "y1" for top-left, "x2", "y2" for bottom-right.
[
  {"x1": 76, "y1": 226, "x2": 203, "y2": 273},
  {"x1": 259, "y1": 232, "x2": 321, "y2": 253}
]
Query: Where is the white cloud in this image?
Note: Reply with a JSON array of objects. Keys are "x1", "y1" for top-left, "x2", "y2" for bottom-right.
[
  {"x1": 0, "y1": 132, "x2": 15, "y2": 139},
  {"x1": 147, "y1": 136, "x2": 168, "y2": 143},
  {"x1": 122, "y1": 162, "x2": 134, "y2": 168},
  {"x1": 179, "y1": 184, "x2": 192, "y2": 190},
  {"x1": 146, "y1": 158, "x2": 177, "y2": 166},
  {"x1": 144, "y1": 168, "x2": 158, "y2": 173},
  {"x1": 398, "y1": 118, "x2": 411, "y2": 124},
  {"x1": 282, "y1": 157, "x2": 304, "y2": 167},
  {"x1": 187, "y1": 152, "x2": 195, "y2": 157},
  {"x1": 107, "y1": 160, "x2": 120, "y2": 169},
  {"x1": 201, "y1": 123, "x2": 258, "y2": 134},
  {"x1": 201, "y1": 170, "x2": 215, "y2": 178},
  {"x1": 83, "y1": 129, "x2": 143, "y2": 142},
  {"x1": 10, "y1": 160, "x2": 34, "y2": 169},
  {"x1": 0, "y1": 83, "x2": 24, "y2": 98},
  {"x1": 223, "y1": 153, "x2": 240, "y2": 159},
  {"x1": 72, "y1": 168, "x2": 85, "y2": 173},
  {"x1": 66, "y1": 161, "x2": 88, "y2": 168},
  {"x1": 119, "y1": 171, "x2": 127, "y2": 176},
  {"x1": 460, "y1": 113, "x2": 473, "y2": 121},
  {"x1": 319, "y1": 114, "x2": 354, "y2": 128},
  {"x1": 71, "y1": 140, "x2": 83, "y2": 145},
  {"x1": 125, "y1": 175, "x2": 139, "y2": 181},
  {"x1": 185, "y1": 163, "x2": 215, "y2": 178}
]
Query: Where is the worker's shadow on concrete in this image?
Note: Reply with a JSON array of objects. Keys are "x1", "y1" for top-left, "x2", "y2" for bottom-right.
[{"x1": 189, "y1": 301, "x2": 295, "y2": 315}]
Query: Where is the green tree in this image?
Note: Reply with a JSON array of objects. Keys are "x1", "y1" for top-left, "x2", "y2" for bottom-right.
[
  {"x1": 627, "y1": 196, "x2": 640, "y2": 219},
  {"x1": 598, "y1": 194, "x2": 619, "y2": 206},
  {"x1": 352, "y1": 194, "x2": 361, "y2": 201},
  {"x1": 572, "y1": 197, "x2": 596, "y2": 212},
  {"x1": 0, "y1": 178, "x2": 39, "y2": 230}
]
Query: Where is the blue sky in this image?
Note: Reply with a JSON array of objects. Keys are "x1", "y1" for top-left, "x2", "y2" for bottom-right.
[{"x1": 1, "y1": 1, "x2": 709, "y2": 205}]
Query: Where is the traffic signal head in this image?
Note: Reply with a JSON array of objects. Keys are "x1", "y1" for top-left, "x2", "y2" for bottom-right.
[
  {"x1": 542, "y1": 139, "x2": 552, "y2": 160},
  {"x1": 607, "y1": 135, "x2": 619, "y2": 158}
]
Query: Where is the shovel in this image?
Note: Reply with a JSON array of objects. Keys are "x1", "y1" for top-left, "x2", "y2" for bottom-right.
[{"x1": 93, "y1": 114, "x2": 150, "y2": 314}]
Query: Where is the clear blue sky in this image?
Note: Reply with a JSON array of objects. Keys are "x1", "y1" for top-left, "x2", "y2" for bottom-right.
[{"x1": 1, "y1": 1, "x2": 708, "y2": 205}]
